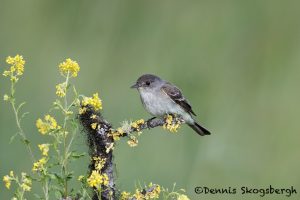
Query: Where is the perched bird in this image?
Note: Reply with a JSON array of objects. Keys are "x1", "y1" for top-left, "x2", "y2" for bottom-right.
[{"x1": 131, "y1": 74, "x2": 210, "y2": 136}]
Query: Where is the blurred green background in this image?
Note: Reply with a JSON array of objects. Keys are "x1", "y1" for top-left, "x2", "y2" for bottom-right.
[{"x1": 1, "y1": 0, "x2": 300, "y2": 199}]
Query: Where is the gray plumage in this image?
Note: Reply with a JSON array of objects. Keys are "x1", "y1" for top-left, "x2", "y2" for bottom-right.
[{"x1": 131, "y1": 74, "x2": 210, "y2": 136}]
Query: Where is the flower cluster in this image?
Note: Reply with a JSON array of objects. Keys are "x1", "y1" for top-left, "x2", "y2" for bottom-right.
[
  {"x1": 109, "y1": 127, "x2": 125, "y2": 141},
  {"x1": 3, "y1": 171, "x2": 13, "y2": 189},
  {"x1": 127, "y1": 136, "x2": 138, "y2": 147},
  {"x1": 87, "y1": 170, "x2": 109, "y2": 188},
  {"x1": 36, "y1": 115, "x2": 60, "y2": 134},
  {"x1": 33, "y1": 143, "x2": 51, "y2": 172},
  {"x1": 120, "y1": 191, "x2": 131, "y2": 200},
  {"x1": 2, "y1": 55, "x2": 25, "y2": 82},
  {"x1": 32, "y1": 144, "x2": 50, "y2": 172},
  {"x1": 59, "y1": 58, "x2": 80, "y2": 77},
  {"x1": 32, "y1": 157, "x2": 47, "y2": 172},
  {"x1": 20, "y1": 173, "x2": 32, "y2": 192},
  {"x1": 55, "y1": 58, "x2": 80, "y2": 98},
  {"x1": 38, "y1": 144, "x2": 50, "y2": 156},
  {"x1": 86, "y1": 156, "x2": 109, "y2": 189},
  {"x1": 163, "y1": 115, "x2": 181, "y2": 132},
  {"x1": 131, "y1": 119, "x2": 145, "y2": 132},
  {"x1": 120, "y1": 183, "x2": 161, "y2": 200},
  {"x1": 124, "y1": 119, "x2": 146, "y2": 147},
  {"x1": 81, "y1": 93, "x2": 103, "y2": 111},
  {"x1": 2, "y1": 171, "x2": 32, "y2": 192},
  {"x1": 55, "y1": 83, "x2": 67, "y2": 97},
  {"x1": 93, "y1": 156, "x2": 106, "y2": 171}
]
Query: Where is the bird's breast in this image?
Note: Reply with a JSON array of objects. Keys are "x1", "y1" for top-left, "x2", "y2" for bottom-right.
[{"x1": 139, "y1": 89, "x2": 188, "y2": 119}]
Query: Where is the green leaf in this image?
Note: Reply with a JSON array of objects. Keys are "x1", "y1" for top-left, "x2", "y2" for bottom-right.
[
  {"x1": 9, "y1": 132, "x2": 19, "y2": 144},
  {"x1": 22, "y1": 139, "x2": 30, "y2": 145},
  {"x1": 17, "y1": 102, "x2": 26, "y2": 112},
  {"x1": 70, "y1": 152, "x2": 86, "y2": 159},
  {"x1": 47, "y1": 162, "x2": 60, "y2": 168},
  {"x1": 73, "y1": 85, "x2": 78, "y2": 96},
  {"x1": 54, "y1": 173, "x2": 64, "y2": 185},
  {"x1": 19, "y1": 111, "x2": 29, "y2": 123},
  {"x1": 47, "y1": 173, "x2": 57, "y2": 180},
  {"x1": 66, "y1": 171, "x2": 74, "y2": 181}
]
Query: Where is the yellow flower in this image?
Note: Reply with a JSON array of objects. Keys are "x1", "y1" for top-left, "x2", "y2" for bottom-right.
[
  {"x1": 32, "y1": 157, "x2": 47, "y2": 172},
  {"x1": 59, "y1": 58, "x2": 80, "y2": 77},
  {"x1": 87, "y1": 170, "x2": 109, "y2": 188},
  {"x1": 120, "y1": 191, "x2": 131, "y2": 200},
  {"x1": 65, "y1": 110, "x2": 73, "y2": 115},
  {"x1": 3, "y1": 94, "x2": 9, "y2": 101},
  {"x1": 93, "y1": 157, "x2": 106, "y2": 170},
  {"x1": 78, "y1": 175, "x2": 85, "y2": 181},
  {"x1": 131, "y1": 122, "x2": 138, "y2": 129},
  {"x1": 91, "y1": 123, "x2": 98, "y2": 130},
  {"x1": 9, "y1": 171, "x2": 14, "y2": 177},
  {"x1": 133, "y1": 189, "x2": 144, "y2": 200},
  {"x1": 21, "y1": 183, "x2": 31, "y2": 191},
  {"x1": 90, "y1": 114, "x2": 97, "y2": 119},
  {"x1": 117, "y1": 127, "x2": 124, "y2": 135},
  {"x1": 87, "y1": 170, "x2": 102, "y2": 188},
  {"x1": 145, "y1": 183, "x2": 161, "y2": 199},
  {"x1": 2, "y1": 70, "x2": 10, "y2": 77},
  {"x1": 109, "y1": 127, "x2": 125, "y2": 141},
  {"x1": 3, "y1": 175, "x2": 11, "y2": 189},
  {"x1": 136, "y1": 119, "x2": 145, "y2": 125},
  {"x1": 127, "y1": 136, "x2": 138, "y2": 147},
  {"x1": 178, "y1": 194, "x2": 190, "y2": 200},
  {"x1": 110, "y1": 132, "x2": 120, "y2": 141},
  {"x1": 5, "y1": 55, "x2": 25, "y2": 76},
  {"x1": 10, "y1": 76, "x2": 18, "y2": 82},
  {"x1": 55, "y1": 83, "x2": 66, "y2": 97},
  {"x1": 130, "y1": 119, "x2": 145, "y2": 131},
  {"x1": 36, "y1": 115, "x2": 59, "y2": 134},
  {"x1": 38, "y1": 144, "x2": 50, "y2": 156},
  {"x1": 102, "y1": 173, "x2": 109, "y2": 186},
  {"x1": 21, "y1": 172, "x2": 32, "y2": 191},
  {"x1": 82, "y1": 93, "x2": 102, "y2": 110},
  {"x1": 6, "y1": 56, "x2": 15, "y2": 64},
  {"x1": 163, "y1": 115, "x2": 181, "y2": 133},
  {"x1": 79, "y1": 107, "x2": 87, "y2": 114}
]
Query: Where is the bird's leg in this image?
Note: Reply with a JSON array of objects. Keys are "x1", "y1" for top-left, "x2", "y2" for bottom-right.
[
  {"x1": 149, "y1": 116, "x2": 157, "y2": 121},
  {"x1": 146, "y1": 117, "x2": 157, "y2": 128}
]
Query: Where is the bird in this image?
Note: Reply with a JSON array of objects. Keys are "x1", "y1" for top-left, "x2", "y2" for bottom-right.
[{"x1": 131, "y1": 74, "x2": 210, "y2": 136}]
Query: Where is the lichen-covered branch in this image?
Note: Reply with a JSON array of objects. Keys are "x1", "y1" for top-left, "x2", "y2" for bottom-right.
[
  {"x1": 119, "y1": 116, "x2": 182, "y2": 137},
  {"x1": 79, "y1": 106, "x2": 114, "y2": 200},
  {"x1": 79, "y1": 105, "x2": 184, "y2": 200}
]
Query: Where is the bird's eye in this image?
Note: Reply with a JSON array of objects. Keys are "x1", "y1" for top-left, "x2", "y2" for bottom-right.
[{"x1": 145, "y1": 81, "x2": 151, "y2": 86}]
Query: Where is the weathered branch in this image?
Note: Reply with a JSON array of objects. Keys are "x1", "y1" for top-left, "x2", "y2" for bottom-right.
[
  {"x1": 79, "y1": 106, "x2": 183, "y2": 200},
  {"x1": 120, "y1": 116, "x2": 182, "y2": 137}
]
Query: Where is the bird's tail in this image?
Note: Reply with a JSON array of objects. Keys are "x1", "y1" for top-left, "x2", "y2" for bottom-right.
[{"x1": 188, "y1": 122, "x2": 211, "y2": 136}]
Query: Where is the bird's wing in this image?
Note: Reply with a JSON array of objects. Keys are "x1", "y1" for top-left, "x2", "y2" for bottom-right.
[{"x1": 161, "y1": 82, "x2": 196, "y2": 116}]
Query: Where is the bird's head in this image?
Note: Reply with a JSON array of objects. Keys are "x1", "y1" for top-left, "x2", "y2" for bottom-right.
[{"x1": 130, "y1": 74, "x2": 162, "y2": 90}]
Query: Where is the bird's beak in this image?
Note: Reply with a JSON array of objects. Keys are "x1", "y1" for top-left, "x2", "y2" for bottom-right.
[{"x1": 130, "y1": 82, "x2": 139, "y2": 89}]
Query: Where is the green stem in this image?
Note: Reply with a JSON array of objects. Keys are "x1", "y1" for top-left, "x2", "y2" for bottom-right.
[
  {"x1": 10, "y1": 83, "x2": 35, "y2": 163},
  {"x1": 62, "y1": 72, "x2": 70, "y2": 197},
  {"x1": 66, "y1": 128, "x2": 77, "y2": 157},
  {"x1": 43, "y1": 178, "x2": 49, "y2": 200}
]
